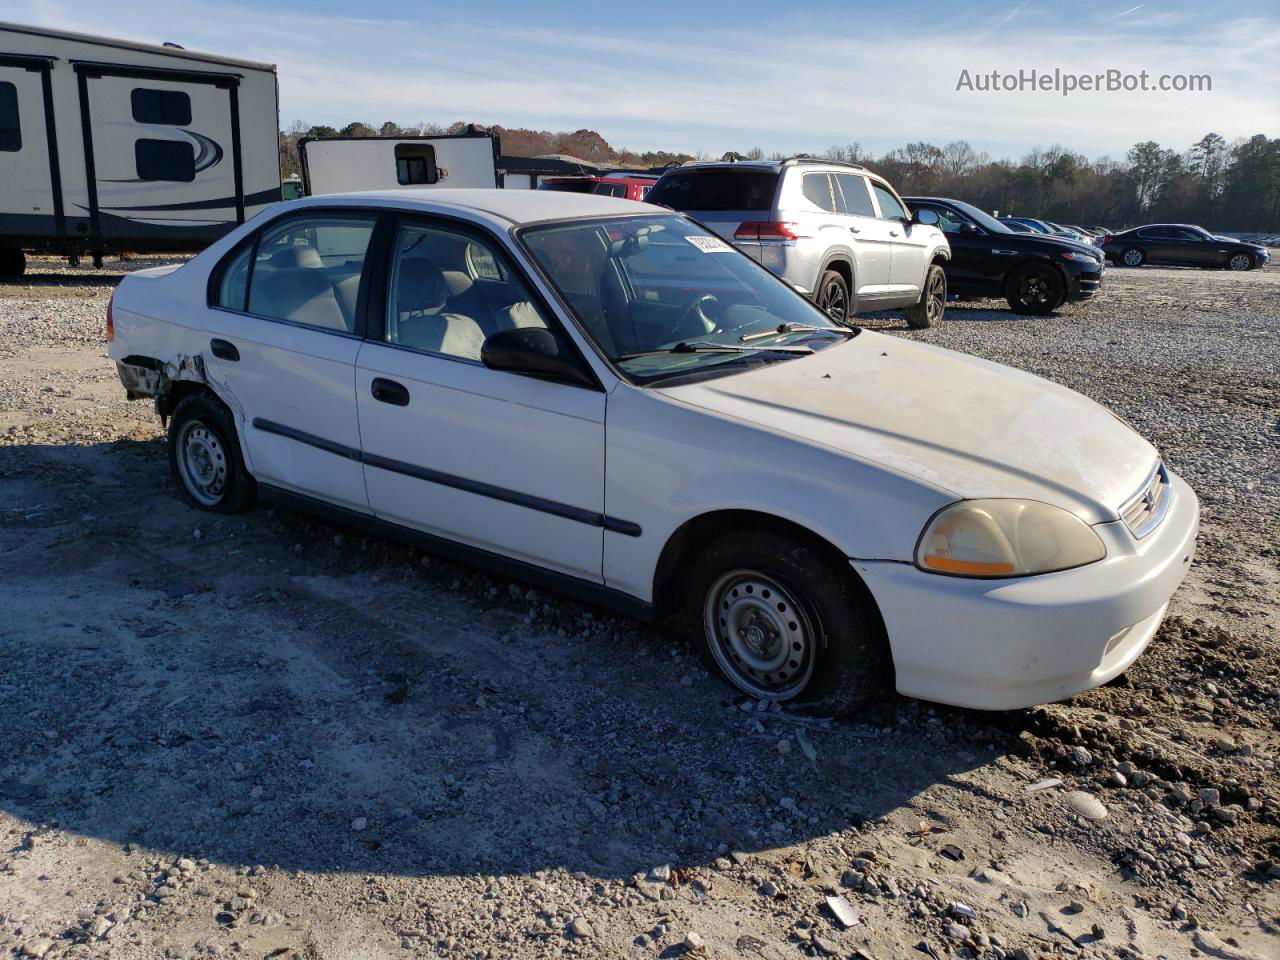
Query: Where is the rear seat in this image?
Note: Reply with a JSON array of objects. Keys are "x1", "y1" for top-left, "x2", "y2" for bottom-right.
[{"x1": 250, "y1": 246, "x2": 355, "y2": 332}]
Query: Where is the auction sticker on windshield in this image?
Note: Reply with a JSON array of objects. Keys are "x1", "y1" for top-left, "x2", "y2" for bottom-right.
[{"x1": 685, "y1": 235, "x2": 733, "y2": 252}]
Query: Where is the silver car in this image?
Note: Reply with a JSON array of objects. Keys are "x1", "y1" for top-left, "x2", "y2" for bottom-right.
[{"x1": 647, "y1": 158, "x2": 951, "y2": 328}]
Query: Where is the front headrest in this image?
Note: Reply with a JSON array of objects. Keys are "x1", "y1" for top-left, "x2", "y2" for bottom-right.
[
  {"x1": 397, "y1": 257, "x2": 448, "y2": 315},
  {"x1": 441, "y1": 270, "x2": 474, "y2": 297},
  {"x1": 270, "y1": 246, "x2": 324, "y2": 269}
]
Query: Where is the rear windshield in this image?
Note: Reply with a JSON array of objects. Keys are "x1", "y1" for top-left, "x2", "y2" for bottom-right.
[
  {"x1": 647, "y1": 169, "x2": 778, "y2": 212},
  {"x1": 539, "y1": 180, "x2": 596, "y2": 193}
]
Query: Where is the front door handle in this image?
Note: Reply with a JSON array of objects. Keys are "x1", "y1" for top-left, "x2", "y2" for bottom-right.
[
  {"x1": 371, "y1": 378, "x2": 410, "y2": 406},
  {"x1": 210, "y1": 338, "x2": 239, "y2": 362},
  {"x1": 849, "y1": 226, "x2": 861, "y2": 234}
]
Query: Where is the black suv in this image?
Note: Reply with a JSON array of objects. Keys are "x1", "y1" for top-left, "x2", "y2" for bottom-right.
[{"x1": 904, "y1": 197, "x2": 1105, "y2": 314}]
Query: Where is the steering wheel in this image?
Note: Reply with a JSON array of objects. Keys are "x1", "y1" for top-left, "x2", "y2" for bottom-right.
[{"x1": 669, "y1": 294, "x2": 721, "y2": 340}]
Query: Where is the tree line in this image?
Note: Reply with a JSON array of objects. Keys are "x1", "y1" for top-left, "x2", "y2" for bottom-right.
[{"x1": 279, "y1": 122, "x2": 1280, "y2": 231}]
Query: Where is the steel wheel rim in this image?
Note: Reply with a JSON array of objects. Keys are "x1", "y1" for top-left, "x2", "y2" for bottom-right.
[
  {"x1": 1228, "y1": 254, "x2": 1251, "y2": 271},
  {"x1": 703, "y1": 569, "x2": 816, "y2": 701},
  {"x1": 177, "y1": 420, "x2": 228, "y2": 507},
  {"x1": 926, "y1": 270, "x2": 945, "y2": 321},
  {"x1": 819, "y1": 278, "x2": 847, "y2": 320},
  {"x1": 1123, "y1": 249, "x2": 1142, "y2": 266}
]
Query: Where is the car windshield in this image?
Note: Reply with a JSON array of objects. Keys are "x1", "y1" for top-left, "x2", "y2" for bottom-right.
[
  {"x1": 930, "y1": 199, "x2": 1012, "y2": 234},
  {"x1": 519, "y1": 214, "x2": 852, "y2": 384}
]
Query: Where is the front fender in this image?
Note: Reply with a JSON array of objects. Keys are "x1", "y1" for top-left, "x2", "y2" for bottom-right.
[{"x1": 602, "y1": 384, "x2": 951, "y2": 602}]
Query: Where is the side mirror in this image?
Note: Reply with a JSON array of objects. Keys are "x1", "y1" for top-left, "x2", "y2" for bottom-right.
[
  {"x1": 959, "y1": 222, "x2": 978, "y2": 235},
  {"x1": 481, "y1": 327, "x2": 595, "y2": 388},
  {"x1": 911, "y1": 208, "x2": 939, "y2": 226}
]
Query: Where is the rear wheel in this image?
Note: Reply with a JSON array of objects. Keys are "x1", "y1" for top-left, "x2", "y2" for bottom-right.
[
  {"x1": 686, "y1": 528, "x2": 889, "y2": 715},
  {"x1": 1227, "y1": 253, "x2": 1255, "y2": 271},
  {"x1": 0, "y1": 248, "x2": 25, "y2": 279},
  {"x1": 814, "y1": 269, "x2": 851, "y2": 324},
  {"x1": 1005, "y1": 262, "x2": 1066, "y2": 315},
  {"x1": 168, "y1": 392, "x2": 256, "y2": 513},
  {"x1": 904, "y1": 264, "x2": 946, "y2": 329},
  {"x1": 1120, "y1": 247, "x2": 1145, "y2": 267}
]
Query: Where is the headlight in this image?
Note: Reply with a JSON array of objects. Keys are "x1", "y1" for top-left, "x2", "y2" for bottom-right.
[
  {"x1": 1059, "y1": 250, "x2": 1099, "y2": 263},
  {"x1": 915, "y1": 499, "x2": 1106, "y2": 578}
]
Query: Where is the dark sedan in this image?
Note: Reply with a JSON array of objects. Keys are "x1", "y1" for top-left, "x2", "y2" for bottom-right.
[
  {"x1": 905, "y1": 197, "x2": 1105, "y2": 314},
  {"x1": 1102, "y1": 224, "x2": 1269, "y2": 270}
]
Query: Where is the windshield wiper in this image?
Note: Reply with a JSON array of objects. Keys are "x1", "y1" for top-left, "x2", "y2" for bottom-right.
[
  {"x1": 618, "y1": 340, "x2": 813, "y2": 360},
  {"x1": 740, "y1": 322, "x2": 854, "y2": 343}
]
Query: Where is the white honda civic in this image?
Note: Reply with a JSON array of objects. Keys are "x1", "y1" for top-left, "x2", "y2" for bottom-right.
[{"x1": 107, "y1": 189, "x2": 1198, "y2": 713}]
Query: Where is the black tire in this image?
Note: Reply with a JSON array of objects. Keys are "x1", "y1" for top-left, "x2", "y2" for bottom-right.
[
  {"x1": 904, "y1": 264, "x2": 946, "y2": 329},
  {"x1": 167, "y1": 392, "x2": 256, "y2": 513},
  {"x1": 814, "y1": 268, "x2": 851, "y2": 324},
  {"x1": 1119, "y1": 246, "x2": 1145, "y2": 268},
  {"x1": 685, "y1": 527, "x2": 889, "y2": 716},
  {"x1": 0, "y1": 248, "x2": 25, "y2": 279},
  {"x1": 1005, "y1": 262, "x2": 1066, "y2": 315}
]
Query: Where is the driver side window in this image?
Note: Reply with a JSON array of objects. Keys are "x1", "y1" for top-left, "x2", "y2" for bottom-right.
[
  {"x1": 871, "y1": 183, "x2": 909, "y2": 221},
  {"x1": 385, "y1": 223, "x2": 548, "y2": 362}
]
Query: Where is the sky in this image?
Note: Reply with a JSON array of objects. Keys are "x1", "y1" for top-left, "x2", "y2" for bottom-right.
[{"x1": 8, "y1": 0, "x2": 1279, "y2": 161}]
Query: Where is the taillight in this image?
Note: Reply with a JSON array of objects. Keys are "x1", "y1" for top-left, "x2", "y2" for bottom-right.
[
  {"x1": 734, "y1": 221, "x2": 801, "y2": 241},
  {"x1": 106, "y1": 295, "x2": 114, "y2": 342},
  {"x1": 1101, "y1": 235, "x2": 1113, "y2": 245}
]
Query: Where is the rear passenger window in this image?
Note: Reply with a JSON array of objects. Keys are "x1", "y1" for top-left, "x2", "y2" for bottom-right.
[
  {"x1": 801, "y1": 174, "x2": 836, "y2": 212},
  {"x1": 245, "y1": 216, "x2": 377, "y2": 333},
  {"x1": 136, "y1": 139, "x2": 195, "y2": 181},
  {"x1": 0, "y1": 82, "x2": 19, "y2": 152},
  {"x1": 131, "y1": 88, "x2": 192, "y2": 125},
  {"x1": 871, "y1": 183, "x2": 909, "y2": 221},
  {"x1": 835, "y1": 174, "x2": 875, "y2": 217},
  {"x1": 385, "y1": 223, "x2": 548, "y2": 361}
]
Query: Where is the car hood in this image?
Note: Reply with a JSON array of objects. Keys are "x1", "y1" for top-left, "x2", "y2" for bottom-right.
[
  {"x1": 657, "y1": 332, "x2": 1156, "y2": 523},
  {"x1": 1018, "y1": 233, "x2": 1101, "y2": 257}
]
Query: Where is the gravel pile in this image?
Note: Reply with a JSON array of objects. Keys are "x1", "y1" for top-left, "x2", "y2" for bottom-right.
[{"x1": 0, "y1": 259, "x2": 1276, "y2": 960}]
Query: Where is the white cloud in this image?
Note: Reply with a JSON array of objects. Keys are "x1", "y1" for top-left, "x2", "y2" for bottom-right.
[{"x1": 6, "y1": 0, "x2": 1277, "y2": 158}]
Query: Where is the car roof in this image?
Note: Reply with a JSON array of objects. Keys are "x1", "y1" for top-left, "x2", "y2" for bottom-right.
[{"x1": 282, "y1": 188, "x2": 655, "y2": 227}]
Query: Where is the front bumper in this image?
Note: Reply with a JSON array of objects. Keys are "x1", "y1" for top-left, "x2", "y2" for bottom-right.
[
  {"x1": 856, "y1": 470, "x2": 1199, "y2": 710},
  {"x1": 1066, "y1": 261, "x2": 1104, "y2": 300}
]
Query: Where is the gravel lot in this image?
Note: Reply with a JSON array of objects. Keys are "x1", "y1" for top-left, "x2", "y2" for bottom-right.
[{"x1": 1, "y1": 256, "x2": 1277, "y2": 960}]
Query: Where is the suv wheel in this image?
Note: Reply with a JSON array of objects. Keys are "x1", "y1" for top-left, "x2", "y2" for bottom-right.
[
  {"x1": 1005, "y1": 263, "x2": 1066, "y2": 315},
  {"x1": 904, "y1": 264, "x2": 946, "y2": 329},
  {"x1": 686, "y1": 528, "x2": 888, "y2": 715},
  {"x1": 815, "y1": 269, "x2": 850, "y2": 324},
  {"x1": 168, "y1": 392, "x2": 256, "y2": 513}
]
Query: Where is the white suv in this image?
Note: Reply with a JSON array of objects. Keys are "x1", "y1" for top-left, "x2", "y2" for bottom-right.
[{"x1": 647, "y1": 158, "x2": 951, "y2": 328}]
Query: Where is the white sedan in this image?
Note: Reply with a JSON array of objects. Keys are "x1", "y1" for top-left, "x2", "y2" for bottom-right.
[{"x1": 107, "y1": 189, "x2": 1198, "y2": 713}]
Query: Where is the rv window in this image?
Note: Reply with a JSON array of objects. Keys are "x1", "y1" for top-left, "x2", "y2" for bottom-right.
[
  {"x1": 0, "y1": 82, "x2": 19, "y2": 152},
  {"x1": 395, "y1": 144, "x2": 439, "y2": 185},
  {"x1": 131, "y1": 88, "x2": 192, "y2": 126},
  {"x1": 136, "y1": 139, "x2": 196, "y2": 182}
]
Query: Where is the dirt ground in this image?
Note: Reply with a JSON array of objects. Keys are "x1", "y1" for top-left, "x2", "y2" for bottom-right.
[{"x1": 0, "y1": 256, "x2": 1277, "y2": 960}]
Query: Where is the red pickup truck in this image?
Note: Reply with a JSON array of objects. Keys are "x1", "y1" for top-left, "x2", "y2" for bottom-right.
[{"x1": 537, "y1": 174, "x2": 659, "y2": 202}]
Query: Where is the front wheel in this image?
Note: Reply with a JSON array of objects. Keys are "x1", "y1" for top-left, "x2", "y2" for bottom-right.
[
  {"x1": 686, "y1": 528, "x2": 889, "y2": 715},
  {"x1": 904, "y1": 264, "x2": 946, "y2": 329},
  {"x1": 1226, "y1": 253, "x2": 1255, "y2": 271},
  {"x1": 814, "y1": 269, "x2": 851, "y2": 324},
  {"x1": 1005, "y1": 262, "x2": 1066, "y2": 315},
  {"x1": 168, "y1": 392, "x2": 256, "y2": 513}
]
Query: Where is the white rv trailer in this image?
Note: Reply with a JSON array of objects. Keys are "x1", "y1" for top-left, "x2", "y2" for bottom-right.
[
  {"x1": 0, "y1": 21, "x2": 280, "y2": 276},
  {"x1": 299, "y1": 133, "x2": 500, "y2": 196}
]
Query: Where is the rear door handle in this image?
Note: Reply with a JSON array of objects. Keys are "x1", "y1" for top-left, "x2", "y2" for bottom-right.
[
  {"x1": 371, "y1": 378, "x2": 410, "y2": 406},
  {"x1": 849, "y1": 226, "x2": 861, "y2": 234},
  {"x1": 210, "y1": 338, "x2": 239, "y2": 362},
  {"x1": 889, "y1": 230, "x2": 901, "y2": 237}
]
